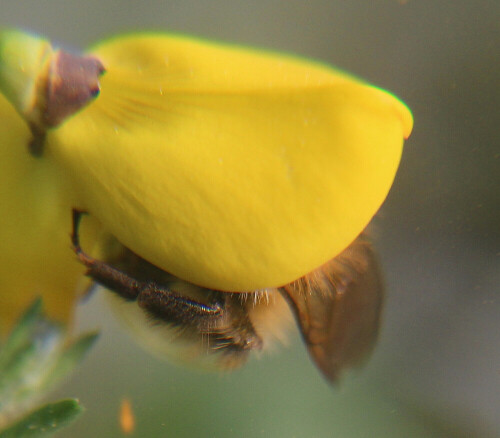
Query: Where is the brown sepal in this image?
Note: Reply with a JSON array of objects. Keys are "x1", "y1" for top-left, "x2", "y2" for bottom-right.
[{"x1": 44, "y1": 50, "x2": 105, "y2": 128}]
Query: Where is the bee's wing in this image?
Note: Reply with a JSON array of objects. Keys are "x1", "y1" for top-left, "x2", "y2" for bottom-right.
[{"x1": 280, "y1": 234, "x2": 383, "y2": 383}]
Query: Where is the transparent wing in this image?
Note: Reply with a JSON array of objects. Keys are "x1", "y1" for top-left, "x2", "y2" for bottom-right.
[{"x1": 280, "y1": 234, "x2": 383, "y2": 383}]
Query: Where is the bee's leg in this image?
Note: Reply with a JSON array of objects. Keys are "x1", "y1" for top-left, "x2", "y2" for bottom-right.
[
  {"x1": 137, "y1": 287, "x2": 262, "y2": 352},
  {"x1": 70, "y1": 210, "x2": 259, "y2": 354},
  {"x1": 136, "y1": 285, "x2": 222, "y2": 329},
  {"x1": 71, "y1": 209, "x2": 142, "y2": 300},
  {"x1": 138, "y1": 287, "x2": 263, "y2": 364},
  {"x1": 139, "y1": 284, "x2": 261, "y2": 370},
  {"x1": 71, "y1": 209, "x2": 222, "y2": 314}
]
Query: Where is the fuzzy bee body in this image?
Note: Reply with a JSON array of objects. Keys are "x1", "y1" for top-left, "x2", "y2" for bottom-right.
[{"x1": 73, "y1": 210, "x2": 382, "y2": 382}]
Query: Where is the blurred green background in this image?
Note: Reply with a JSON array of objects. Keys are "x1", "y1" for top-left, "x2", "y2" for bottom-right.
[{"x1": 2, "y1": 1, "x2": 498, "y2": 437}]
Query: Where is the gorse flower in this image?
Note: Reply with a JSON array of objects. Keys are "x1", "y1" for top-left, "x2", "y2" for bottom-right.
[
  {"x1": 0, "y1": 30, "x2": 411, "y2": 292},
  {"x1": 0, "y1": 29, "x2": 412, "y2": 380}
]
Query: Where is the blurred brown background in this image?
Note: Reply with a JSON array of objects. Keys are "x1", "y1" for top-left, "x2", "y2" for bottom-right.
[{"x1": 2, "y1": 1, "x2": 498, "y2": 437}]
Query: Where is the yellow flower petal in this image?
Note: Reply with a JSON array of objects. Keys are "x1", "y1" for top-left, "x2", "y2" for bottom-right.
[
  {"x1": 0, "y1": 95, "x2": 98, "y2": 333},
  {"x1": 47, "y1": 34, "x2": 412, "y2": 291}
]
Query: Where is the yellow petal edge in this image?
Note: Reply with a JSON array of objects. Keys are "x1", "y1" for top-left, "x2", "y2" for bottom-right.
[{"x1": 46, "y1": 33, "x2": 412, "y2": 292}]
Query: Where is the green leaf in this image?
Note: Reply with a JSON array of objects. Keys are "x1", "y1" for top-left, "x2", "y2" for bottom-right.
[
  {"x1": 40, "y1": 332, "x2": 99, "y2": 391},
  {"x1": 0, "y1": 399, "x2": 83, "y2": 438},
  {"x1": 0, "y1": 308, "x2": 62, "y2": 408},
  {"x1": 0, "y1": 299, "x2": 98, "y2": 435},
  {"x1": 0, "y1": 298, "x2": 43, "y2": 371},
  {"x1": 0, "y1": 342, "x2": 37, "y2": 399}
]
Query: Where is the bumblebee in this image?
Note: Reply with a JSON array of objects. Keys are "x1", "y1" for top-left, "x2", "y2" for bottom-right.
[{"x1": 72, "y1": 210, "x2": 382, "y2": 382}]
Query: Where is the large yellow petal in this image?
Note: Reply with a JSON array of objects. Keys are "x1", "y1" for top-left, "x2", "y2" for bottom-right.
[
  {"x1": 0, "y1": 95, "x2": 98, "y2": 333},
  {"x1": 48, "y1": 34, "x2": 412, "y2": 292}
]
